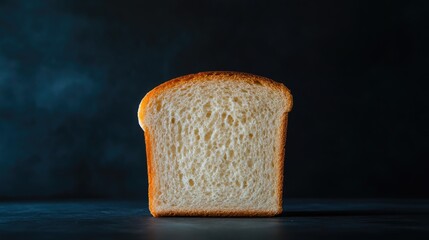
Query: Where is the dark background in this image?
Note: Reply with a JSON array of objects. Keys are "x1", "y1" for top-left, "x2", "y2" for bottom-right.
[{"x1": 0, "y1": 0, "x2": 427, "y2": 201}]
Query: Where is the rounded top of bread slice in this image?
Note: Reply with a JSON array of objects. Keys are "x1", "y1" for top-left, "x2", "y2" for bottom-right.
[{"x1": 138, "y1": 71, "x2": 293, "y2": 131}]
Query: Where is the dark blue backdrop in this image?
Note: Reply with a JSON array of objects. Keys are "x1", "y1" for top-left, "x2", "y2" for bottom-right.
[{"x1": 0, "y1": 0, "x2": 427, "y2": 200}]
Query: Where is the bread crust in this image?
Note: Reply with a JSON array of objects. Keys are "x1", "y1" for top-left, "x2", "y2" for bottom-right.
[{"x1": 138, "y1": 71, "x2": 292, "y2": 217}]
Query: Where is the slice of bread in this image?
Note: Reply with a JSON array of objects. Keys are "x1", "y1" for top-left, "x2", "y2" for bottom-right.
[{"x1": 138, "y1": 71, "x2": 293, "y2": 217}]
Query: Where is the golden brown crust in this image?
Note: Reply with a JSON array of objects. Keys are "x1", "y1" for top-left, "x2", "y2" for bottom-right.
[
  {"x1": 276, "y1": 114, "x2": 289, "y2": 215},
  {"x1": 144, "y1": 130, "x2": 156, "y2": 215},
  {"x1": 137, "y1": 71, "x2": 293, "y2": 217}
]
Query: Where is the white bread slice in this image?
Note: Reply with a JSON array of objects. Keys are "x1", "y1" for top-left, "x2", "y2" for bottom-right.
[{"x1": 138, "y1": 71, "x2": 292, "y2": 217}]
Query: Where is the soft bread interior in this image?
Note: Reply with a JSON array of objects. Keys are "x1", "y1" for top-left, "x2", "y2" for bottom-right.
[{"x1": 140, "y1": 77, "x2": 291, "y2": 214}]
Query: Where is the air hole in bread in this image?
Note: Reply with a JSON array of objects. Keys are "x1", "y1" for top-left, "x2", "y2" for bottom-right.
[
  {"x1": 229, "y1": 150, "x2": 234, "y2": 158},
  {"x1": 227, "y1": 115, "x2": 234, "y2": 125},
  {"x1": 203, "y1": 102, "x2": 211, "y2": 109},
  {"x1": 235, "y1": 180, "x2": 240, "y2": 187},
  {"x1": 188, "y1": 179, "x2": 194, "y2": 187},
  {"x1": 204, "y1": 131, "x2": 213, "y2": 142}
]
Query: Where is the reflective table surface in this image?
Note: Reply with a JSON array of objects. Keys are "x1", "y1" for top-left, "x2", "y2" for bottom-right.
[{"x1": 0, "y1": 199, "x2": 428, "y2": 239}]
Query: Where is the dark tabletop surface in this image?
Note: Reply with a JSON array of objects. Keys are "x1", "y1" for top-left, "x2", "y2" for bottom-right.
[{"x1": 0, "y1": 199, "x2": 428, "y2": 240}]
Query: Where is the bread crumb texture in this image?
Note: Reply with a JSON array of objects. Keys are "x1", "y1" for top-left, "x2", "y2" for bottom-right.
[{"x1": 138, "y1": 72, "x2": 292, "y2": 216}]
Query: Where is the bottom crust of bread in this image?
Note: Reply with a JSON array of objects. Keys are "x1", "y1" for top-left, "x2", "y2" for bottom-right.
[{"x1": 151, "y1": 208, "x2": 283, "y2": 217}]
